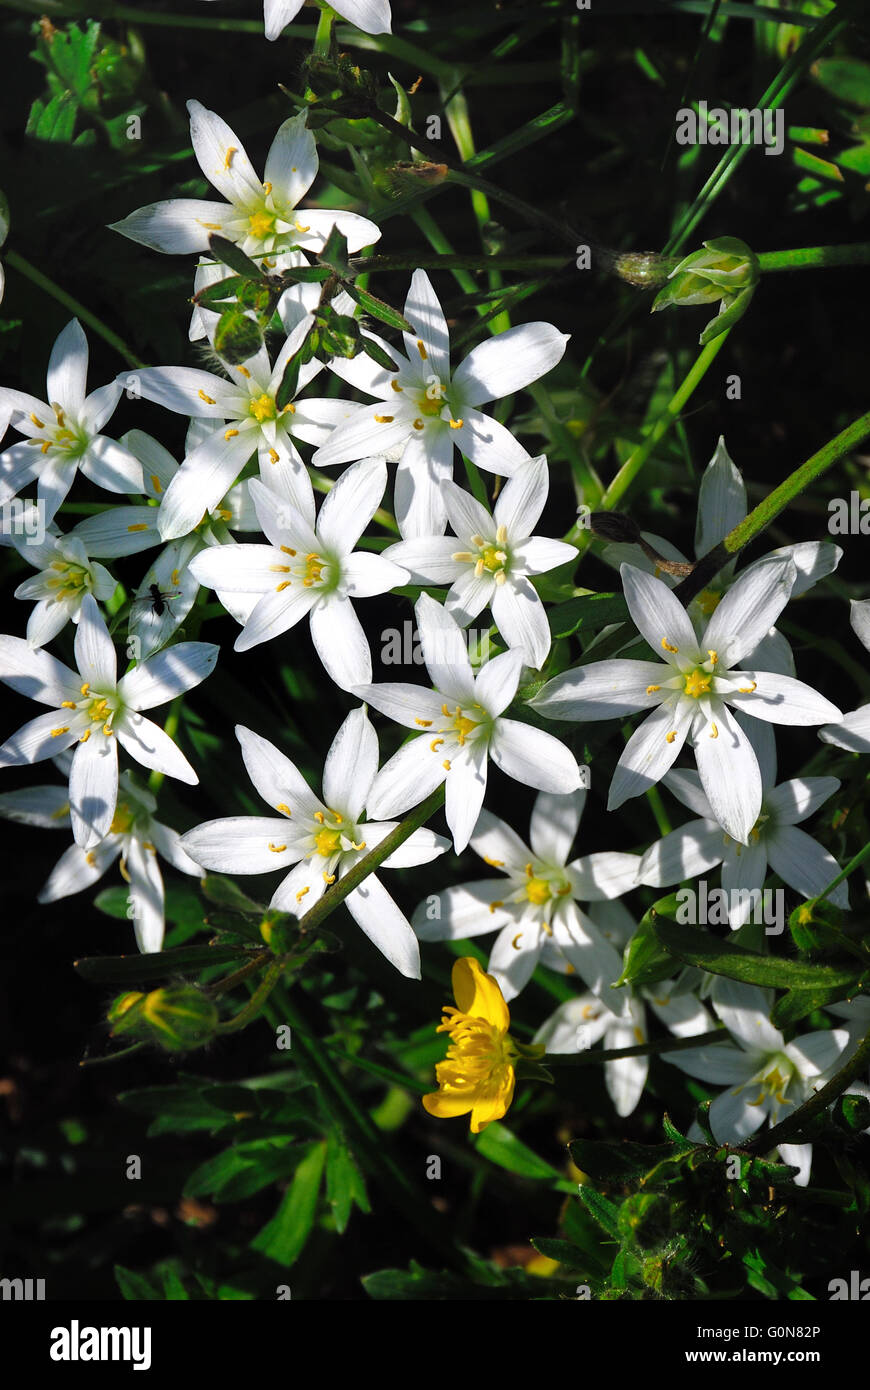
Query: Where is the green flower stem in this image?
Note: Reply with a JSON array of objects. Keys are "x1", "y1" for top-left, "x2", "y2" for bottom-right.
[
  {"x1": 359, "y1": 253, "x2": 569, "y2": 274},
  {"x1": 312, "y1": 3, "x2": 335, "y2": 57},
  {"x1": 567, "y1": 329, "x2": 731, "y2": 548},
  {"x1": 663, "y1": 0, "x2": 859, "y2": 256},
  {"x1": 676, "y1": 405, "x2": 870, "y2": 605},
  {"x1": 6, "y1": 250, "x2": 145, "y2": 369},
  {"x1": 544, "y1": 1026, "x2": 728, "y2": 1067},
  {"x1": 745, "y1": 1028, "x2": 870, "y2": 1156},
  {"x1": 442, "y1": 88, "x2": 510, "y2": 335},
  {"x1": 294, "y1": 786, "x2": 446, "y2": 937},
  {"x1": 207, "y1": 952, "x2": 272, "y2": 999},
  {"x1": 811, "y1": 842, "x2": 870, "y2": 908},
  {"x1": 215, "y1": 960, "x2": 285, "y2": 1034},
  {"x1": 756, "y1": 243, "x2": 870, "y2": 272}
]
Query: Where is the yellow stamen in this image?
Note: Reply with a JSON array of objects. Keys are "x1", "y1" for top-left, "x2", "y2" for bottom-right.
[
  {"x1": 448, "y1": 418, "x2": 463, "y2": 429},
  {"x1": 50, "y1": 726, "x2": 70, "y2": 737},
  {"x1": 416, "y1": 339, "x2": 427, "y2": 360},
  {"x1": 646, "y1": 685, "x2": 661, "y2": 694},
  {"x1": 296, "y1": 886, "x2": 310, "y2": 903},
  {"x1": 127, "y1": 523, "x2": 148, "y2": 532},
  {"x1": 430, "y1": 737, "x2": 444, "y2": 752},
  {"x1": 489, "y1": 900, "x2": 503, "y2": 913},
  {"x1": 224, "y1": 428, "x2": 239, "y2": 440},
  {"x1": 198, "y1": 389, "x2": 216, "y2": 405},
  {"x1": 390, "y1": 379, "x2": 403, "y2": 392},
  {"x1": 413, "y1": 419, "x2": 424, "y2": 430},
  {"x1": 275, "y1": 803, "x2": 291, "y2": 816},
  {"x1": 29, "y1": 412, "x2": 44, "y2": 427},
  {"x1": 709, "y1": 723, "x2": 718, "y2": 739},
  {"x1": 268, "y1": 842, "x2": 287, "y2": 853},
  {"x1": 443, "y1": 759, "x2": 451, "y2": 770},
  {"x1": 661, "y1": 637, "x2": 679, "y2": 654},
  {"x1": 223, "y1": 146, "x2": 237, "y2": 168},
  {"x1": 738, "y1": 682, "x2": 757, "y2": 693},
  {"x1": 415, "y1": 718, "x2": 432, "y2": 727},
  {"x1": 665, "y1": 730, "x2": 677, "y2": 744},
  {"x1": 374, "y1": 414, "x2": 394, "y2": 423},
  {"x1": 237, "y1": 365, "x2": 251, "y2": 377},
  {"x1": 269, "y1": 448, "x2": 279, "y2": 464},
  {"x1": 150, "y1": 474, "x2": 163, "y2": 494}
]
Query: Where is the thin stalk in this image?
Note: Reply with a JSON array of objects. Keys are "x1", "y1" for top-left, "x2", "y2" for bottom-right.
[
  {"x1": 294, "y1": 786, "x2": 445, "y2": 937},
  {"x1": 6, "y1": 250, "x2": 145, "y2": 368},
  {"x1": 215, "y1": 960, "x2": 285, "y2": 1034},
  {"x1": 811, "y1": 842, "x2": 870, "y2": 907},
  {"x1": 746, "y1": 1029, "x2": 870, "y2": 1154},
  {"x1": 676, "y1": 406, "x2": 870, "y2": 603},
  {"x1": 568, "y1": 330, "x2": 731, "y2": 547},
  {"x1": 544, "y1": 1026, "x2": 728, "y2": 1067}
]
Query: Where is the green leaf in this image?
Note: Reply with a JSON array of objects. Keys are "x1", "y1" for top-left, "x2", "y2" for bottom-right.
[
  {"x1": 74, "y1": 943, "x2": 253, "y2": 984},
  {"x1": 547, "y1": 592, "x2": 629, "y2": 640},
  {"x1": 342, "y1": 281, "x2": 415, "y2": 333},
  {"x1": 93, "y1": 885, "x2": 131, "y2": 920},
  {"x1": 114, "y1": 1265, "x2": 161, "y2": 1301},
  {"x1": 651, "y1": 919, "x2": 862, "y2": 991},
  {"x1": 363, "y1": 338, "x2": 400, "y2": 371},
  {"x1": 616, "y1": 895, "x2": 684, "y2": 988},
  {"x1": 185, "y1": 1138, "x2": 300, "y2": 1203},
  {"x1": 530, "y1": 1236, "x2": 591, "y2": 1270},
  {"x1": 325, "y1": 1131, "x2": 370, "y2": 1233},
  {"x1": 279, "y1": 263, "x2": 333, "y2": 284},
  {"x1": 319, "y1": 224, "x2": 350, "y2": 276},
  {"x1": 201, "y1": 875, "x2": 266, "y2": 915},
  {"x1": 193, "y1": 275, "x2": 246, "y2": 307},
  {"x1": 569, "y1": 1138, "x2": 676, "y2": 1182},
  {"x1": 771, "y1": 983, "x2": 853, "y2": 1030},
  {"x1": 250, "y1": 1141, "x2": 327, "y2": 1267},
  {"x1": 208, "y1": 234, "x2": 266, "y2": 281},
  {"x1": 26, "y1": 92, "x2": 79, "y2": 143},
  {"x1": 813, "y1": 58, "x2": 870, "y2": 109},
  {"x1": 473, "y1": 1122, "x2": 561, "y2": 1180},
  {"x1": 576, "y1": 1186, "x2": 621, "y2": 1241},
  {"x1": 160, "y1": 1267, "x2": 190, "y2": 1301}
]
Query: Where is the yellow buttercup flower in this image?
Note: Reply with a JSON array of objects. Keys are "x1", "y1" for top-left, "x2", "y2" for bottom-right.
[{"x1": 423, "y1": 957, "x2": 522, "y2": 1133}]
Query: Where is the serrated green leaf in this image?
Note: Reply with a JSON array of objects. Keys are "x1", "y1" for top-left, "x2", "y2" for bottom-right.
[
  {"x1": 343, "y1": 281, "x2": 414, "y2": 333},
  {"x1": 530, "y1": 1236, "x2": 591, "y2": 1270},
  {"x1": 194, "y1": 275, "x2": 245, "y2": 307},
  {"x1": 250, "y1": 1141, "x2": 327, "y2": 1267},
  {"x1": 325, "y1": 1131, "x2": 369, "y2": 1233},
  {"x1": 208, "y1": 234, "x2": 266, "y2": 281},
  {"x1": 577, "y1": 1186, "x2": 621, "y2": 1241},
  {"x1": 569, "y1": 1138, "x2": 676, "y2": 1182},
  {"x1": 363, "y1": 337, "x2": 400, "y2": 371}
]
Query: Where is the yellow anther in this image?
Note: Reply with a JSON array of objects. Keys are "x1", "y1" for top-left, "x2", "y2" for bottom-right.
[
  {"x1": 323, "y1": 872, "x2": 336, "y2": 885},
  {"x1": 390, "y1": 379, "x2": 403, "y2": 392},
  {"x1": 414, "y1": 718, "x2": 432, "y2": 727},
  {"x1": 199, "y1": 221, "x2": 222, "y2": 230},
  {"x1": 296, "y1": 886, "x2": 310, "y2": 903},
  {"x1": 412, "y1": 419, "x2": 424, "y2": 430},
  {"x1": 709, "y1": 723, "x2": 719, "y2": 739},
  {"x1": 633, "y1": 1027, "x2": 645, "y2": 1045},
  {"x1": 706, "y1": 649, "x2": 718, "y2": 665},
  {"x1": 350, "y1": 840, "x2": 366, "y2": 852},
  {"x1": 223, "y1": 146, "x2": 237, "y2": 168},
  {"x1": 416, "y1": 339, "x2": 427, "y2": 360},
  {"x1": 281, "y1": 402, "x2": 295, "y2": 415},
  {"x1": 85, "y1": 851, "x2": 96, "y2": 866},
  {"x1": 127, "y1": 523, "x2": 148, "y2": 532},
  {"x1": 61, "y1": 701, "x2": 77, "y2": 709},
  {"x1": 430, "y1": 737, "x2": 444, "y2": 752},
  {"x1": 268, "y1": 842, "x2": 287, "y2": 853},
  {"x1": 483, "y1": 856, "x2": 504, "y2": 868},
  {"x1": 80, "y1": 683, "x2": 90, "y2": 695},
  {"x1": 442, "y1": 759, "x2": 451, "y2": 770},
  {"x1": 237, "y1": 365, "x2": 251, "y2": 377},
  {"x1": 224, "y1": 428, "x2": 239, "y2": 440},
  {"x1": 511, "y1": 933, "x2": 523, "y2": 950},
  {"x1": 646, "y1": 685, "x2": 661, "y2": 694},
  {"x1": 294, "y1": 220, "x2": 310, "y2": 234},
  {"x1": 79, "y1": 728, "x2": 91, "y2": 743},
  {"x1": 661, "y1": 637, "x2": 679, "y2": 654},
  {"x1": 198, "y1": 389, "x2": 216, "y2": 405},
  {"x1": 738, "y1": 682, "x2": 757, "y2": 693},
  {"x1": 374, "y1": 414, "x2": 394, "y2": 423},
  {"x1": 665, "y1": 730, "x2": 677, "y2": 744},
  {"x1": 50, "y1": 726, "x2": 70, "y2": 737},
  {"x1": 171, "y1": 570, "x2": 180, "y2": 586},
  {"x1": 448, "y1": 418, "x2": 463, "y2": 429},
  {"x1": 40, "y1": 440, "x2": 52, "y2": 454},
  {"x1": 314, "y1": 811, "x2": 325, "y2": 823},
  {"x1": 103, "y1": 723, "x2": 114, "y2": 737},
  {"x1": 275, "y1": 803, "x2": 291, "y2": 816},
  {"x1": 275, "y1": 580, "x2": 292, "y2": 591},
  {"x1": 29, "y1": 412, "x2": 44, "y2": 427},
  {"x1": 489, "y1": 900, "x2": 504, "y2": 913},
  {"x1": 150, "y1": 474, "x2": 163, "y2": 494},
  {"x1": 270, "y1": 564, "x2": 291, "y2": 573},
  {"x1": 269, "y1": 448, "x2": 279, "y2": 464},
  {"x1": 281, "y1": 545, "x2": 296, "y2": 556}
]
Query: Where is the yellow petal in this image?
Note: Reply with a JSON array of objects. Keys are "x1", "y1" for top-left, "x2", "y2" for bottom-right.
[
  {"x1": 451, "y1": 956, "x2": 510, "y2": 1032},
  {"x1": 422, "y1": 1090, "x2": 474, "y2": 1119}
]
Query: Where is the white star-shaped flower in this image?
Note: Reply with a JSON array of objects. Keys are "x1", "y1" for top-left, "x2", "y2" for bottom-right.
[
  {"x1": 262, "y1": 0, "x2": 391, "y2": 41},
  {"x1": 413, "y1": 788, "x2": 640, "y2": 1001},
  {"x1": 383, "y1": 454, "x2": 577, "y2": 668},
  {"x1": 11, "y1": 531, "x2": 116, "y2": 648},
  {"x1": 0, "y1": 319, "x2": 143, "y2": 523},
  {"x1": 110, "y1": 103, "x2": 380, "y2": 262},
  {"x1": 312, "y1": 270, "x2": 569, "y2": 537},
  {"x1": 663, "y1": 977, "x2": 850, "y2": 1185},
  {"x1": 356, "y1": 593, "x2": 582, "y2": 853},
  {"x1": 188, "y1": 457, "x2": 408, "y2": 691},
  {"x1": 0, "y1": 595, "x2": 218, "y2": 849},
  {"x1": 0, "y1": 765, "x2": 202, "y2": 953},
  {"x1": 120, "y1": 318, "x2": 354, "y2": 541},
  {"x1": 638, "y1": 716, "x2": 848, "y2": 926},
  {"x1": 531, "y1": 557, "x2": 841, "y2": 844},
  {"x1": 180, "y1": 709, "x2": 448, "y2": 979}
]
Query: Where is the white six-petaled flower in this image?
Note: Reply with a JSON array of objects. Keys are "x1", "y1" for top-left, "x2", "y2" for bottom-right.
[
  {"x1": 0, "y1": 595, "x2": 217, "y2": 849},
  {"x1": 0, "y1": 765, "x2": 202, "y2": 953},
  {"x1": 180, "y1": 709, "x2": 448, "y2": 979},
  {"x1": 413, "y1": 788, "x2": 640, "y2": 1001},
  {"x1": 531, "y1": 557, "x2": 841, "y2": 844},
  {"x1": 382, "y1": 454, "x2": 577, "y2": 669},
  {"x1": 11, "y1": 531, "x2": 116, "y2": 648},
  {"x1": 356, "y1": 593, "x2": 582, "y2": 853},
  {"x1": 110, "y1": 103, "x2": 380, "y2": 264},
  {"x1": 313, "y1": 269, "x2": 569, "y2": 538},
  {"x1": 0, "y1": 319, "x2": 143, "y2": 523},
  {"x1": 188, "y1": 457, "x2": 408, "y2": 691}
]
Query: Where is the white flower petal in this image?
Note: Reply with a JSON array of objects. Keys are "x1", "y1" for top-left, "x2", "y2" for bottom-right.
[
  {"x1": 569, "y1": 849, "x2": 645, "y2": 900},
  {"x1": 344, "y1": 873, "x2": 420, "y2": 979},
  {"x1": 444, "y1": 738, "x2": 489, "y2": 853},
  {"x1": 310, "y1": 596, "x2": 372, "y2": 692},
  {"x1": 187, "y1": 100, "x2": 262, "y2": 205},
  {"x1": 0, "y1": 636, "x2": 79, "y2": 705},
  {"x1": 531, "y1": 659, "x2": 669, "y2": 721},
  {"x1": 729, "y1": 671, "x2": 842, "y2": 726},
  {"x1": 69, "y1": 731, "x2": 118, "y2": 848},
  {"x1": 264, "y1": 110, "x2": 317, "y2": 206},
  {"x1": 115, "y1": 712, "x2": 198, "y2": 783},
  {"x1": 766, "y1": 775, "x2": 839, "y2": 826},
  {"x1": 0, "y1": 710, "x2": 80, "y2": 765},
  {"x1": 119, "y1": 642, "x2": 218, "y2": 710},
  {"x1": 607, "y1": 700, "x2": 693, "y2": 811},
  {"x1": 47, "y1": 319, "x2": 89, "y2": 410},
  {"x1": 621, "y1": 563, "x2": 700, "y2": 660},
  {"x1": 694, "y1": 436, "x2": 746, "y2": 558},
  {"x1": 413, "y1": 879, "x2": 512, "y2": 940},
  {"x1": 416, "y1": 592, "x2": 476, "y2": 703},
  {"x1": 317, "y1": 455, "x2": 387, "y2": 554},
  {"x1": 637, "y1": 820, "x2": 723, "y2": 887},
  {"x1": 402, "y1": 269, "x2": 450, "y2": 381},
  {"x1": 109, "y1": 199, "x2": 233, "y2": 254},
  {"x1": 454, "y1": 324, "x2": 569, "y2": 409},
  {"x1": 39, "y1": 837, "x2": 120, "y2": 901},
  {"x1": 365, "y1": 735, "x2": 447, "y2": 820},
  {"x1": 450, "y1": 410, "x2": 532, "y2": 477},
  {"x1": 709, "y1": 1086, "x2": 769, "y2": 1144},
  {"x1": 702, "y1": 555, "x2": 796, "y2": 669},
  {"x1": 182, "y1": 816, "x2": 300, "y2": 873},
  {"x1": 528, "y1": 788, "x2": 584, "y2": 865},
  {"x1": 126, "y1": 837, "x2": 167, "y2": 953},
  {"x1": 486, "y1": 922, "x2": 542, "y2": 1000},
  {"x1": 323, "y1": 705, "x2": 377, "y2": 818},
  {"x1": 394, "y1": 429, "x2": 454, "y2": 540},
  {"x1": 236, "y1": 725, "x2": 322, "y2": 822},
  {"x1": 491, "y1": 576, "x2": 551, "y2": 668},
  {"x1": 490, "y1": 716, "x2": 580, "y2": 793},
  {"x1": 766, "y1": 824, "x2": 849, "y2": 909},
  {"x1": 720, "y1": 835, "x2": 769, "y2": 928},
  {"x1": 693, "y1": 700, "x2": 762, "y2": 844},
  {"x1": 473, "y1": 649, "x2": 523, "y2": 718},
  {"x1": 711, "y1": 977, "x2": 781, "y2": 1054},
  {"x1": 819, "y1": 704, "x2": 870, "y2": 753}
]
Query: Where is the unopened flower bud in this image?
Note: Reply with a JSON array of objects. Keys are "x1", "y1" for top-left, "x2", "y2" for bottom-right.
[
  {"x1": 139, "y1": 986, "x2": 219, "y2": 1053},
  {"x1": 652, "y1": 236, "x2": 760, "y2": 344}
]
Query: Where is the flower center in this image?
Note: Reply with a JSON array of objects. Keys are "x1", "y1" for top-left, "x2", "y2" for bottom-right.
[
  {"x1": 525, "y1": 876, "x2": 552, "y2": 906},
  {"x1": 314, "y1": 827, "x2": 342, "y2": 858},
  {"x1": 27, "y1": 404, "x2": 84, "y2": 458},
  {"x1": 745, "y1": 1054, "x2": 795, "y2": 1108},
  {"x1": 249, "y1": 392, "x2": 277, "y2": 423},
  {"x1": 46, "y1": 559, "x2": 90, "y2": 601},
  {"x1": 436, "y1": 1007, "x2": 516, "y2": 1093},
  {"x1": 683, "y1": 666, "x2": 713, "y2": 698},
  {"x1": 248, "y1": 209, "x2": 276, "y2": 240},
  {"x1": 110, "y1": 802, "x2": 135, "y2": 835}
]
